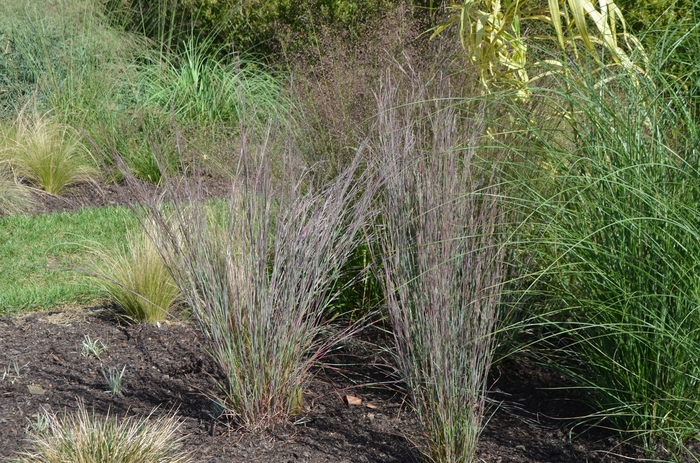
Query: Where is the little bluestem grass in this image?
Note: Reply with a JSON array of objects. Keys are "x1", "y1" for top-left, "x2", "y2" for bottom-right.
[
  {"x1": 374, "y1": 71, "x2": 506, "y2": 463},
  {"x1": 124, "y1": 122, "x2": 376, "y2": 430}
]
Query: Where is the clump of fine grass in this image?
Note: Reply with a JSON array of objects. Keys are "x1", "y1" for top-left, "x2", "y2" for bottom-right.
[
  {"x1": 136, "y1": 39, "x2": 290, "y2": 126},
  {"x1": 79, "y1": 335, "x2": 108, "y2": 361},
  {"x1": 1, "y1": 110, "x2": 98, "y2": 194},
  {"x1": 508, "y1": 52, "x2": 700, "y2": 450},
  {"x1": 0, "y1": 167, "x2": 34, "y2": 216},
  {"x1": 102, "y1": 366, "x2": 126, "y2": 396},
  {"x1": 85, "y1": 227, "x2": 181, "y2": 324},
  {"x1": 374, "y1": 71, "x2": 506, "y2": 463},
  {"x1": 14, "y1": 403, "x2": 192, "y2": 463},
  {"x1": 126, "y1": 125, "x2": 375, "y2": 430}
]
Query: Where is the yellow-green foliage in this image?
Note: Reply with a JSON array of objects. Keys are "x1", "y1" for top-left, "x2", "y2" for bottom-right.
[
  {"x1": 434, "y1": 0, "x2": 645, "y2": 95},
  {"x1": 0, "y1": 111, "x2": 98, "y2": 194},
  {"x1": 88, "y1": 228, "x2": 181, "y2": 324}
]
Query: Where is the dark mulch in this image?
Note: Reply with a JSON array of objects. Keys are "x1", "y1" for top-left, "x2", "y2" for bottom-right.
[
  {"x1": 0, "y1": 182, "x2": 652, "y2": 462},
  {"x1": 28, "y1": 178, "x2": 235, "y2": 215}
]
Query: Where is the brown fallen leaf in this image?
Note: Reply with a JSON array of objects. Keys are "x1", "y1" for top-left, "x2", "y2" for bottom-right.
[
  {"x1": 345, "y1": 395, "x2": 362, "y2": 406},
  {"x1": 365, "y1": 403, "x2": 377, "y2": 409}
]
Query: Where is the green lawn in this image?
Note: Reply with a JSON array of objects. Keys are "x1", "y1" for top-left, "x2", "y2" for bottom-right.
[{"x1": 0, "y1": 206, "x2": 137, "y2": 314}]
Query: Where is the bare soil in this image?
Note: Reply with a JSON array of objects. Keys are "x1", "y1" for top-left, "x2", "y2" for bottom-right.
[{"x1": 0, "y1": 182, "x2": 652, "y2": 462}]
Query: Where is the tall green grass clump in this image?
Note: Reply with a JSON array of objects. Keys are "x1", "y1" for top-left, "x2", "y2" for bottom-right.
[
  {"x1": 374, "y1": 72, "x2": 506, "y2": 463},
  {"x1": 127, "y1": 129, "x2": 375, "y2": 429},
  {"x1": 0, "y1": 0, "x2": 172, "y2": 183},
  {"x1": 0, "y1": 0, "x2": 141, "y2": 120},
  {"x1": 15, "y1": 404, "x2": 192, "y2": 463},
  {"x1": 511, "y1": 55, "x2": 700, "y2": 450},
  {"x1": 136, "y1": 40, "x2": 290, "y2": 126}
]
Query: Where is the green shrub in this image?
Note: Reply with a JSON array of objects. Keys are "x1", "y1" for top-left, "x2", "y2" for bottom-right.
[
  {"x1": 105, "y1": 0, "x2": 399, "y2": 57},
  {"x1": 618, "y1": 0, "x2": 696, "y2": 34}
]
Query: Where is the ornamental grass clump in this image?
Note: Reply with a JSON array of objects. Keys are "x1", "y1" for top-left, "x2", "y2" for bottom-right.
[
  {"x1": 137, "y1": 39, "x2": 290, "y2": 126},
  {"x1": 0, "y1": 167, "x2": 34, "y2": 216},
  {"x1": 1, "y1": 111, "x2": 98, "y2": 194},
  {"x1": 128, "y1": 130, "x2": 375, "y2": 430},
  {"x1": 374, "y1": 72, "x2": 506, "y2": 463},
  {"x1": 86, "y1": 227, "x2": 181, "y2": 324},
  {"x1": 509, "y1": 53, "x2": 700, "y2": 450},
  {"x1": 15, "y1": 403, "x2": 192, "y2": 463}
]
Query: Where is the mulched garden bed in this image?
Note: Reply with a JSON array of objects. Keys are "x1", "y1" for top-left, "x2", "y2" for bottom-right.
[
  {"x1": 0, "y1": 306, "x2": 647, "y2": 463},
  {"x1": 0, "y1": 181, "x2": 653, "y2": 462}
]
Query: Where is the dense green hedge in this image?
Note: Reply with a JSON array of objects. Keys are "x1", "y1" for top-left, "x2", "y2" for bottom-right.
[{"x1": 105, "y1": 0, "x2": 408, "y2": 57}]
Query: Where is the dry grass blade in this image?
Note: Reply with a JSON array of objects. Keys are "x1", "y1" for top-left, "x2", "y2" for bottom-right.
[{"x1": 0, "y1": 167, "x2": 34, "y2": 216}]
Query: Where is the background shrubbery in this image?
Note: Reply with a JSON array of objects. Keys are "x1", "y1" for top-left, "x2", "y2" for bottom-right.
[{"x1": 103, "y1": 0, "x2": 414, "y2": 57}]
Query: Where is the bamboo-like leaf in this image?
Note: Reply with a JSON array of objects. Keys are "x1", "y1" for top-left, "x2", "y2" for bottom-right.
[
  {"x1": 584, "y1": 0, "x2": 618, "y2": 52},
  {"x1": 432, "y1": 0, "x2": 644, "y2": 95},
  {"x1": 548, "y1": 0, "x2": 565, "y2": 49},
  {"x1": 475, "y1": 12, "x2": 487, "y2": 53},
  {"x1": 567, "y1": 0, "x2": 595, "y2": 55}
]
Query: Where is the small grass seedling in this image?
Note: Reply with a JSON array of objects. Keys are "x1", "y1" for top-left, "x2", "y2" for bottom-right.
[
  {"x1": 79, "y1": 335, "x2": 108, "y2": 361},
  {"x1": 102, "y1": 366, "x2": 126, "y2": 396},
  {"x1": 2, "y1": 359, "x2": 26, "y2": 385},
  {"x1": 26, "y1": 409, "x2": 50, "y2": 435}
]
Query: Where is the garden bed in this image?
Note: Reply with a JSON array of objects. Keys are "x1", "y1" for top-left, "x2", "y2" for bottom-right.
[
  {"x1": 0, "y1": 182, "x2": 648, "y2": 462},
  {"x1": 0, "y1": 306, "x2": 646, "y2": 463}
]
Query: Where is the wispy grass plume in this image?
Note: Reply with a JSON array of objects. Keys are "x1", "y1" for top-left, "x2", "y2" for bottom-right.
[
  {"x1": 374, "y1": 71, "x2": 506, "y2": 463},
  {"x1": 0, "y1": 167, "x2": 34, "y2": 216},
  {"x1": 85, "y1": 227, "x2": 181, "y2": 324},
  {"x1": 1, "y1": 110, "x2": 98, "y2": 194}
]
